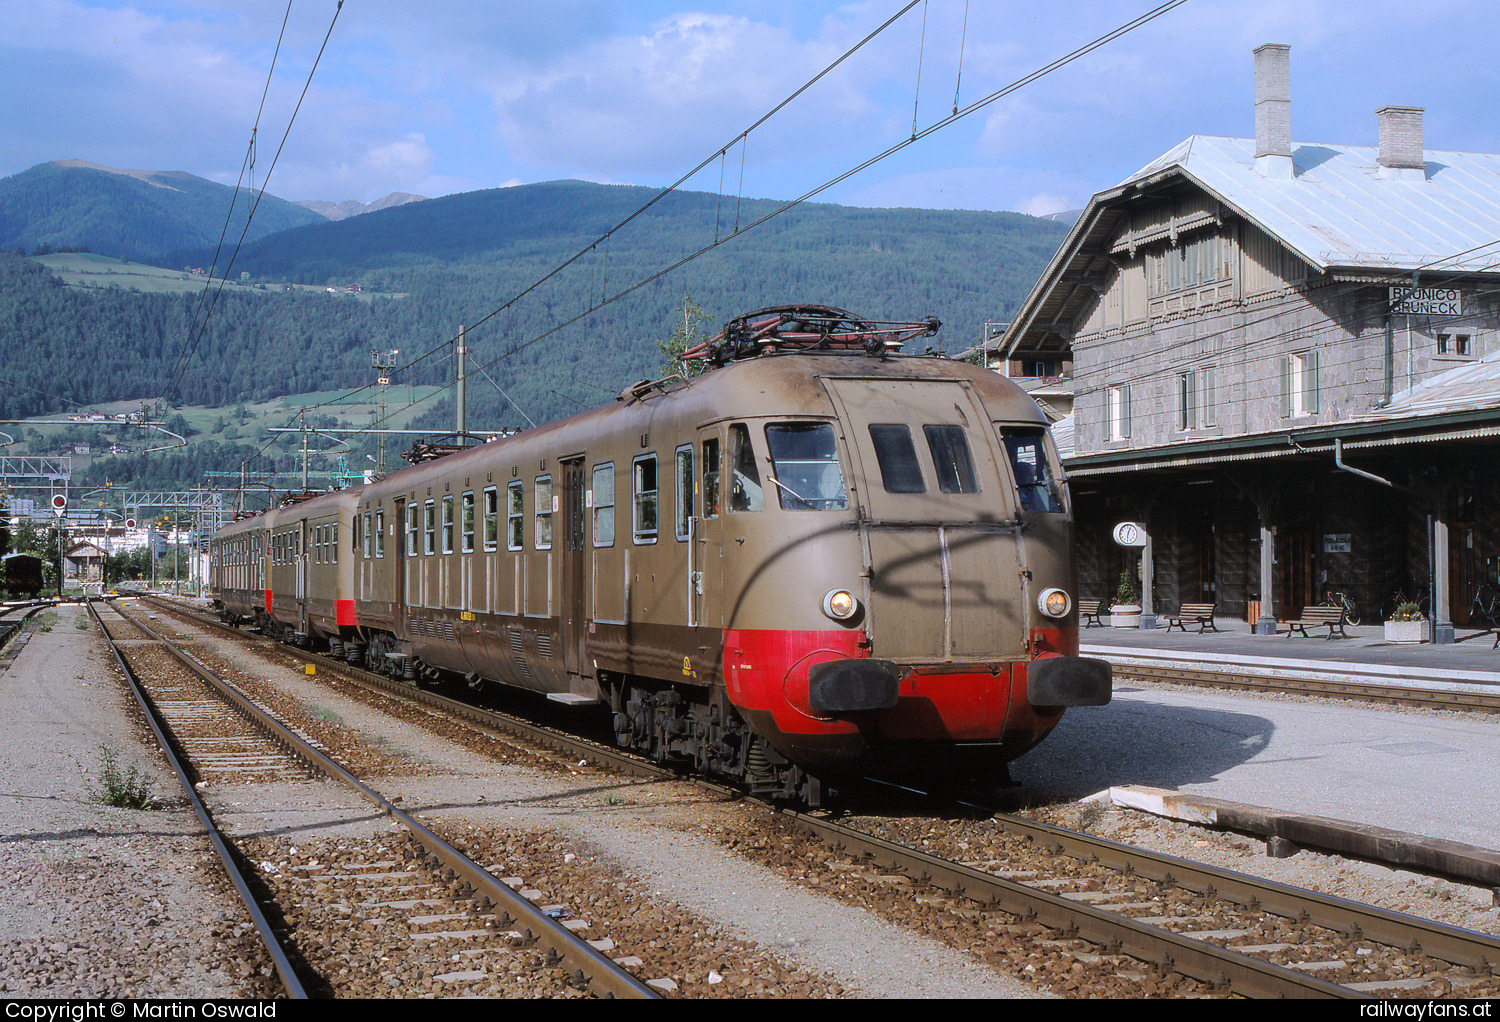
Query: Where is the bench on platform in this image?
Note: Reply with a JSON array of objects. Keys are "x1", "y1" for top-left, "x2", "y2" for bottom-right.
[
  {"x1": 1165, "y1": 602, "x2": 1219, "y2": 633},
  {"x1": 1078, "y1": 599, "x2": 1104, "y2": 628},
  {"x1": 1287, "y1": 605, "x2": 1349, "y2": 639}
]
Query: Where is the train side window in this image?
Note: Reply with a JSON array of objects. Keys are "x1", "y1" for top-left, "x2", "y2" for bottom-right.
[
  {"x1": 535, "y1": 475, "x2": 553, "y2": 550},
  {"x1": 1000, "y1": 427, "x2": 1064, "y2": 513},
  {"x1": 729, "y1": 423, "x2": 763, "y2": 512},
  {"x1": 506, "y1": 481, "x2": 523, "y2": 550},
  {"x1": 924, "y1": 425, "x2": 980, "y2": 494},
  {"x1": 484, "y1": 487, "x2": 499, "y2": 551},
  {"x1": 765, "y1": 423, "x2": 847, "y2": 511},
  {"x1": 331, "y1": 522, "x2": 338, "y2": 562},
  {"x1": 423, "y1": 499, "x2": 436, "y2": 555},
  {"x1": 701, "y1": 438, "x2": 720, "y2": 518},
  {"x1": 375, "y1": 510, "x2": 385, "y2": 557},
  {"x1": 633, "y1": 454, "x2": 658, "y2": 544},
  {"x1": 869, "y1": 424, "x2": 925, "y2": 493},
  {"x1": 362, "y1": 513, "x2": 372, "y2": 558},
  {"x1": 461, "y1": 492, "x2": 475, "y2": 553},
  {"x1": 442, "y1": 495, "x2": 456, "y2": 554},
  {"x1": 674, "y1": 444, "x2": 693, "y2": 540},
  {"x1": 592, "y1": 463, "x2": 615, "y2": 547}
]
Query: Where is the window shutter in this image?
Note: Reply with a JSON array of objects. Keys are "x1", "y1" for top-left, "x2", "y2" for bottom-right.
[
  {"x1": 1279, "y1": 356, "x2": 1291, "y2": 418},
  {"x1": 1203, "y1": 367, "x2": 1217, "y2": 427},
  {"x1": 1122, "y1": 384, "x2": 1132, "y2": 439},
  {"x1": 1304, "y1": 349, "x2": 1319, "y2": 414}
]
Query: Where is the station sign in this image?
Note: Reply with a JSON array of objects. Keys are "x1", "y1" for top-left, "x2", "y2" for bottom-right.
[
  {"x1": 1323, "y1": 533, "x2": 1351, "y2": 553},
  {"x1": 1389, "y1": 287, "x2": 1462, "y2": 316}
]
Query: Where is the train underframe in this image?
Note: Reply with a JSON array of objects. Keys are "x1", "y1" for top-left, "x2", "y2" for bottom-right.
[{"x1": 217, "y1": 608, "x2": 1053, "y2": 807}]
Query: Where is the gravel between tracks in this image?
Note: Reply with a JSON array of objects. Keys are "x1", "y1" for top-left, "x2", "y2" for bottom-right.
[{"x1": 3, "y1": 601, "x2": 1498, "y2": 999}]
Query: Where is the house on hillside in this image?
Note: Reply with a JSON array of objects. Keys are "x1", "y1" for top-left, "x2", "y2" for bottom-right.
[{"x1": 1002, "y1": 44, "x2": 1500, "y2": 642}]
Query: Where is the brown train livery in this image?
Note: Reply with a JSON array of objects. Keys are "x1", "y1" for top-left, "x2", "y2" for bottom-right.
[{"x1": 210, "y1": 308, "x2": 1110, "y2": 803}]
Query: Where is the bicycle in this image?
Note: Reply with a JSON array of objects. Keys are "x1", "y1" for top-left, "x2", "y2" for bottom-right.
[
  {"x1": 1471, "y1": 580, "x2": 1500, "y2": 627},
  {"x1": 1322, "y1": 587, "x2": 1361, "y2": 626},
  {"x1": 1381, "y1": 585, "x2": 1430, "y2": 622}
]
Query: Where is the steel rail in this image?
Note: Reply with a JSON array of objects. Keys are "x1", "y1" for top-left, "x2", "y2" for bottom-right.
[
  {"x1": 970, "y1": 804, "x2": 1500, "y2": 973},
  {"x1": 87, "y1": 600, "x2": 309, "y2": 999},
  {"x1": 111, "y1": 600, "x2": 660, "y2": 999},
  {"x1": 148, "y1": 597, "x2": 1500, "y2": 995},
  {"x1": 1108, "y1": 660, "x2": 1500, "y2": 713}
]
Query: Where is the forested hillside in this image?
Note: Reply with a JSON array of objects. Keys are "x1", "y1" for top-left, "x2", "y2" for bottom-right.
[
  {"x1": 0, "y1": 174, "x2": 1069, "y2": 491},
  {"x1": 0, "y1": 162, "x2": 325, "y2": 262}
]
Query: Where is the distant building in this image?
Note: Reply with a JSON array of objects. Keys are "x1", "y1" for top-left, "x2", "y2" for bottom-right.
[{"x1": 1002, "y1": 44, "x2": 1500, "y2": 640}]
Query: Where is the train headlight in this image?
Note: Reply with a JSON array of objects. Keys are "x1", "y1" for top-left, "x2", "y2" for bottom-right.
[
  {"x1": 822, "y1": 589, "x2": 858, "y2": 622},
  {"x1": 1038, "y1": 588, "x2": 1071, "y2": 619}
]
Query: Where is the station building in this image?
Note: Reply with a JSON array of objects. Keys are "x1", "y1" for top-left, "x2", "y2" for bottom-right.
[{"x1": 1001, "y1": 44, "x2": 1500, "y2": 641}]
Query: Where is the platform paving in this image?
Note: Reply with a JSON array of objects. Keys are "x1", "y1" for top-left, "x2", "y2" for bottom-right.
[
  {"x1": 1011, "y1": 617, "x2": 1500, "y2": 853},
  {"x1": 1078, "y1": 617, "x2": 1500, "y2": 690}
]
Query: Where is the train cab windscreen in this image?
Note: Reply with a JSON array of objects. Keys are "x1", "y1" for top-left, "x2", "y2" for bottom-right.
[
  {"x1": 1001, "y1": 427, "x2": 1063, "y2": 513},
  {"x1": 764, "y1": 423, "x2": 848, "y2": 511}
]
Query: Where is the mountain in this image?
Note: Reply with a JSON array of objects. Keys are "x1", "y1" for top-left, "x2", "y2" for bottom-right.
[
  {"x1": 0, "y1": 161, "x2": 327, "y2": 262},
  {"x1": 0, "y1": 170, "x2": 1071, "y2": 493},
  {"x1": 296, "y1": 192, "x2": 429, "y2": 221}
]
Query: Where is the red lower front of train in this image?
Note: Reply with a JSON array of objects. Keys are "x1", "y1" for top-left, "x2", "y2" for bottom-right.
[{"x1": 721, "y1": 625, "x2": 1111, "y2": 778}]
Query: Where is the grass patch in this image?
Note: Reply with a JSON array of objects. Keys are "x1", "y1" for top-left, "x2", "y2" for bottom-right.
[{"x1": 82, "y1": 744, "x2": 157, "y2": 810}]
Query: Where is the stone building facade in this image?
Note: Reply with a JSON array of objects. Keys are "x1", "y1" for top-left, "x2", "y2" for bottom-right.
[{"x1": 1002, "y1": 45, "x2": 1500, "y2": 640}]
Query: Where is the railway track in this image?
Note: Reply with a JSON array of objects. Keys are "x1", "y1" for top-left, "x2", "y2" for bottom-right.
[
  {"x1": 1098, "y1": 654, "x2": 1500, "y2": 714},
  {"x1": 143, "y1": 595, "x2": 1500, "y2": 998},
  {"x1": 92, "y1": 599, "x2": 660, "y2": 999}
]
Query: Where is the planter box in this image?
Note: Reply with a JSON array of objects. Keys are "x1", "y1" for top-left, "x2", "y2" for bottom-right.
[
  {"x1": 1384, "y1": 620, "x2": 1426, "y2": 644},
  {"x1": 1110, "y1": 605, "x2": 1141, "y2": 629}
]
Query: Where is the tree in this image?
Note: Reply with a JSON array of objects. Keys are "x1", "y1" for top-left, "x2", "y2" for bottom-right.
[{"x1": 656, "y1": 295, "x2": 714, "y2": 378}]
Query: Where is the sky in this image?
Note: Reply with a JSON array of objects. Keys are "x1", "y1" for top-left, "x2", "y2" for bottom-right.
[{"x1": 5, "y1": 0, "x2": 1500, "y2": 218}]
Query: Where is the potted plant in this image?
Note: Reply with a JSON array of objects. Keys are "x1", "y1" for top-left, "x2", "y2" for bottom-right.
[
  {"x1": 1110, "y1": 571, "x2": 1141, "y2": 628},
  {"x1": 1384, "y1": 602, "x2": 1425, "y2": 643}
]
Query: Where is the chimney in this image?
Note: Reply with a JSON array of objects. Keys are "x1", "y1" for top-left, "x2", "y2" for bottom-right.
[
  {"x1": 1376, "y1": 105, "x2": 1426, "y2": 180},
  {"x1": 1254, "y1": 44, "x2": 1293, "y2": 179}
]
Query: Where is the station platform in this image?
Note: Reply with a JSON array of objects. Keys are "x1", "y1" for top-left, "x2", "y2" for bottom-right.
[{"x1": 1079, "y1": 617, "x2": 1500, "y2": 694}]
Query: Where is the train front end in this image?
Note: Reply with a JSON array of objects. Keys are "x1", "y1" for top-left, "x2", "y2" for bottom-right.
[{"x1": 715, "y1": 349, "x2": 1110, "y2": 787}]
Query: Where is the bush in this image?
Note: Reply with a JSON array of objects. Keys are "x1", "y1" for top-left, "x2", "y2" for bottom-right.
[{"x1": 83, "y1": 744, "x2": 156, "y2": 809}]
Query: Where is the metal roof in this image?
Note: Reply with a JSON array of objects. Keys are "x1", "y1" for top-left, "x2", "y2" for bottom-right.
[
  {"x1": 1132, "y1": 136, "x2": 1500, "y2": 273},
  {"x1": 1372, "y1": 348, "x2": 1500, "y2": 419},
  {"x1": 1005, "y1": 135, "x2": 1500, "y2": 357}
]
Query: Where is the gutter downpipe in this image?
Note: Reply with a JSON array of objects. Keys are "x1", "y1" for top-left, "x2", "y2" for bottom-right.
[{"x1": 1332, "y1": 438, "x2": 1450, "y2": 644}]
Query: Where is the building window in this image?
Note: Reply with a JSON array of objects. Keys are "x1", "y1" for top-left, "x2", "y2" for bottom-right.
[
  {"x1": 1281, "y1": 350, "x2": 1319, "y2": 418},
  {"x1": 1151, "y1": 231, "x2": 1225, "y2": 296},
  {"x1": 1107, "y1": 384, "x2": 1132, "y2": 440},
  {"x1": 1178, "y1": 367, "x2": 1217, "y2": 430},
  {"x1": 1437, "y1": 333, "x2": 1472, "y2": 356}
]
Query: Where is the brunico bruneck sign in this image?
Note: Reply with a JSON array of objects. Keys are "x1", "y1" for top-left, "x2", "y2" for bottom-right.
[{"x1": 1389, "y1": 286, "x2": 1463, "y2": 316}]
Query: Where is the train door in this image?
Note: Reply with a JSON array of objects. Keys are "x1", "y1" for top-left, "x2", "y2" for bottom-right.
[
  {"x1": 691, "y1": 429, "x2": 724, "y2": 636},
  {"x1": 561, "y1": 458, "x2": 588, "y2": 680},
  {"x1": 394, "y1": 498, "x2": 407, "y2": 618},
  {"x1": 822, "y1": 377, "x2": 1026, "y2": 660},
  {"x1": 295, "y1": 520, "x2": 309, "y2": 634}
]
